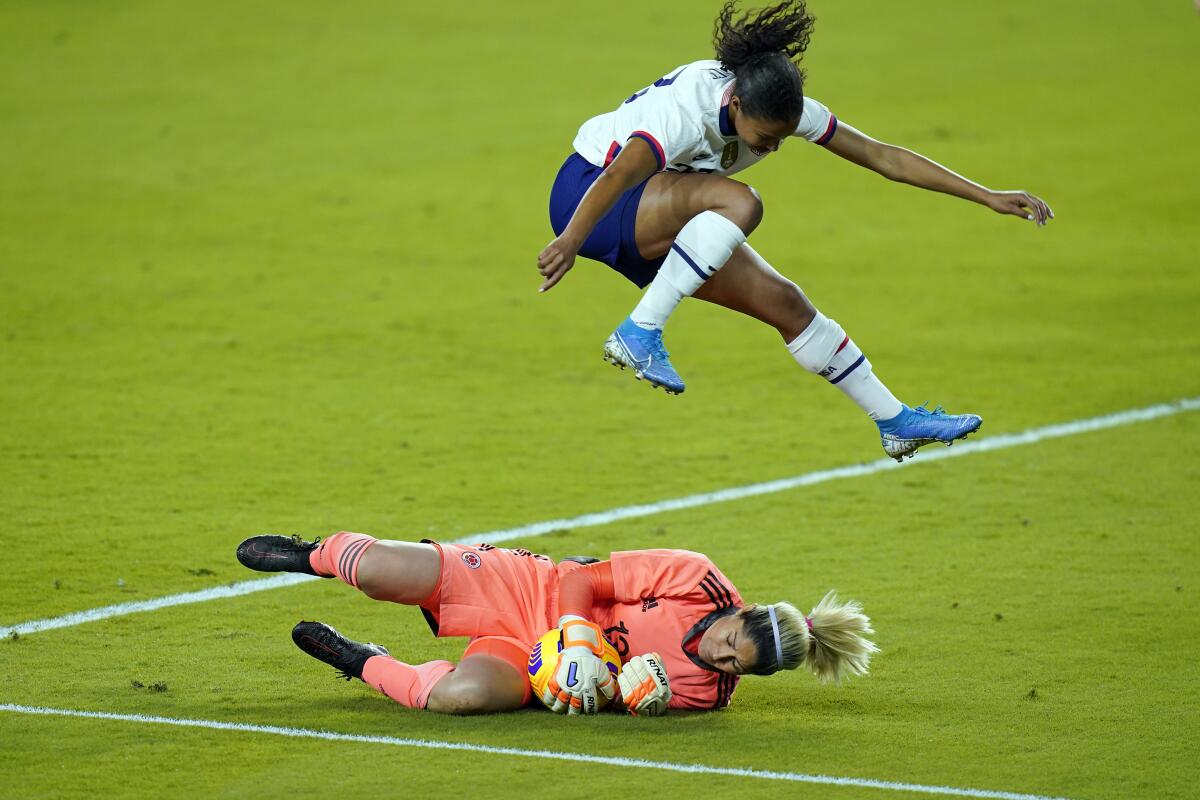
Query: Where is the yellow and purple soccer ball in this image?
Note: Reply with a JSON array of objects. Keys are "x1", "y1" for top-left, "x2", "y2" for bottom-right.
[{"x1": 527, "y1": 627, "x2": 622, "y2": 710}]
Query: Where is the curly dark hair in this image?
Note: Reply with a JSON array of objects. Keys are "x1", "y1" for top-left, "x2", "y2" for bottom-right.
[{"x1": 713, "y1": 0, "x2": 815, "y2": 123}]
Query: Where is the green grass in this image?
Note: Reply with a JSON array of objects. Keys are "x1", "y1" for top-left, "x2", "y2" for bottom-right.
[{"x1": 2, "y1": 1, "x2": 1199, "y2": 798}]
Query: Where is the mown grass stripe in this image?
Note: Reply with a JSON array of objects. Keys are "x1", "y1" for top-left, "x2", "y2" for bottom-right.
[
  {"x1": 4, "y1": 396, "x2": 1197, "y2": 639},
  {"x1": 0, "y1": 703, "x2": 1073, "y2": 800}
]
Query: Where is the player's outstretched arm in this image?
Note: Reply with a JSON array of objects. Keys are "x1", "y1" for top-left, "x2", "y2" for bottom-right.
[
  {"x1": 822, "y1": 121, "x2": 1053, "y2": 226},
  {"x1": 537, "y1": 138, "x2": 659, "y2": 292}
]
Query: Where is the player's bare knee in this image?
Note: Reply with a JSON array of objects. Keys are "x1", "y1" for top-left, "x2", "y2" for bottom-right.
[
  {"x1": 722, "y1": 184, "x2": 763, "y2": 234},
  {"x1": 743, "y1": 186, "x2": 765, "y2": 231},
  {"x1": 432, "y1": 679, "x2": 493, "y2": 715}
]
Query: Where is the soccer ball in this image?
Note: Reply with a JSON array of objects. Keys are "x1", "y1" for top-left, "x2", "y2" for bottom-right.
[{"x1": 527, "y1": 627, "x2": 622, "y2": 711}]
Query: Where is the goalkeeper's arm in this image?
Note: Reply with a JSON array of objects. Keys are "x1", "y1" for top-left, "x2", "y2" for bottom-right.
[
  {"x1": 543, "y1": 562, "x2": 619, "y2": 714},
  {"x1": 557, "y1": 564, "x2": 671, "y2": 716}
]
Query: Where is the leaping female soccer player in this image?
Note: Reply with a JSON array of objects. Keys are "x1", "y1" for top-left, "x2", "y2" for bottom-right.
[
  {"x1": 538, "y1": 1, "x2": 1053, "y2": 461},
  {"x1": 237, "y1": 532, "x2": 877, "y2": 715}
]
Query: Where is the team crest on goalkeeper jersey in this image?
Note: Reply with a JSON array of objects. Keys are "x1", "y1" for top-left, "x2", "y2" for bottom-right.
[{"x1": 461, "y1": 551, "x2": 482, "y2": 570}]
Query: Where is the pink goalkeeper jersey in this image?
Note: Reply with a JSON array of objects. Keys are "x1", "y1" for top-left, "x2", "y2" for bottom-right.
[{"x1": 590, "y1": 549, "x2": 745, "y2": 711}]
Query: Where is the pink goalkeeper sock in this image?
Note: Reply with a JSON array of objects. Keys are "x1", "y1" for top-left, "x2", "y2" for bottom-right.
[
  {"x1": 309, "y1": 532, "x2": 377, "y2": 588},
  {"x1": 361, "y1": 656, "x2": 455, "y2": 709}
]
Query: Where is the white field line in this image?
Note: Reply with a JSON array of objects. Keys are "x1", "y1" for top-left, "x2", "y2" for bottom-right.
[
  {"x1": 4, "y1": 396, "x2": 1198, "y2": 639},
  {"x1": 0, "y1": 704, "x2": 1072, "y2": 800}
]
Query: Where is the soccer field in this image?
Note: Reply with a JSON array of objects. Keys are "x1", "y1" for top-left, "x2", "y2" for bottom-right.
[{"x1": 2, "y1": 1, "x2": 1198, "y2": 798}]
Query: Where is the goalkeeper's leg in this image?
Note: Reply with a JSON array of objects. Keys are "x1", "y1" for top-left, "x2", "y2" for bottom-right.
[
  {"x1": 238, "y1": 532, "x2": 441, "y2": 604},
  {"x1": 293, "y1": 623, "x2": 528, "y2": 714},
  {"x1": 420, "y1": 654, "x2": 529, "y2": 715},
  {"x1": 348, "y1": 538, "x2": 441, "y2": 604},
  {"x1": 365, "y1": 649, "x2": 528, "y2": 715},
  {"x1": 310, "y1": 533, "x2": 442, "y2": 604}
]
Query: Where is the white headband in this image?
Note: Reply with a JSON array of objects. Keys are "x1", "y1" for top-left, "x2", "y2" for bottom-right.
[{"x1": 767, "y1": 604, "x2": 784, "y2": 671}]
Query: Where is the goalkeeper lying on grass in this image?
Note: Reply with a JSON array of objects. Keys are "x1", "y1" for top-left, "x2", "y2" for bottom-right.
[{"x1": 236, "y1": 532, "x2": 878, "y2": 715}]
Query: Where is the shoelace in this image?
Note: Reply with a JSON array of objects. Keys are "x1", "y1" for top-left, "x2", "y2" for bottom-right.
[
  {"x1": 643, "y1": 331, "x2": 671, "y2": 363},
  {"x1": 911, "y1": 402, "x2": 948, "y2": 418}
]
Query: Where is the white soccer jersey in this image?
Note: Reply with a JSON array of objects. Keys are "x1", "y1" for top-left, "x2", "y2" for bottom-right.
[{"x1": 573, "y1": 59, "x2": 837, "y2": 177}]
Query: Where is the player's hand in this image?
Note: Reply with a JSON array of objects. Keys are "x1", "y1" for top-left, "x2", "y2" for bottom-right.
[
  {"x1": 541, "y1": 619, "x2": 616, "y2": 715},
  {"x1": 985, "y1": 190, "x2": 1053, "y2": 227},
  {"x1": 537, "y1": 235, "x2": 579, "y2": 293},
  {"x1": 617, "y1": 652, "x2": 671, "y2": 717},
  {"x1": 545, "y1": 648, "x2": 613, "y2": 715}
]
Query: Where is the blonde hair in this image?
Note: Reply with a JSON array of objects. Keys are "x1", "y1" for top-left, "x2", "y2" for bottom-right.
[{"x1": 744, "y1": 591, "x2": 878, "y2": 682}]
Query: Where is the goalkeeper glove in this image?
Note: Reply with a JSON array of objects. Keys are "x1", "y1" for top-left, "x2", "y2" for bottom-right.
[
  {"x1": 618, "y1": 652, "x2": 671, "y2": 717},
  {"x1": 542, "y1": 617, "x2": 616, "y2": 715}
]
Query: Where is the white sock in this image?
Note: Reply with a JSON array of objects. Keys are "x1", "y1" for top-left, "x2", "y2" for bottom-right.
[
  {"x1": 630, "y1": 210, "x2": 747, "y2": 330},
  {"x1": 787, "y1": 312, "x2": 904, "y2": 421}
]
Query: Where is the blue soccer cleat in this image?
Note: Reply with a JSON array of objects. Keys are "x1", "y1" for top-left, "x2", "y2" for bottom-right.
[
  {"x1": 877, "y1": 403, "x2": 982, "y2": 461},
  {"x1": 602, "y1": 317, "x2": 685, "y2": 395}
]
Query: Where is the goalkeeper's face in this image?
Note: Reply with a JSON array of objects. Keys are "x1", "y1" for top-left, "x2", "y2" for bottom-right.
[{"x1": 697, "y1": 610, "x2": 760, "y2": 675}]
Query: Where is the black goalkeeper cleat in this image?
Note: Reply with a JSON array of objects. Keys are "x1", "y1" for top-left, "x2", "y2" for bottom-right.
[
  {"x1": 236, "y1": 534, "x2": 326, "y2": 576},
  {"x1": 292, "y1": 621, "x2": 389, "y2": 681}
]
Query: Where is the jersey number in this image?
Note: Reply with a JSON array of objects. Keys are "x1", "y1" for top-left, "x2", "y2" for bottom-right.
[
  {"x1": 604, "y1": 621, "x2": 630, "y2": 658},
  {"x1": 624, "y1": 68, "x2": 685, "y2": 104}
]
